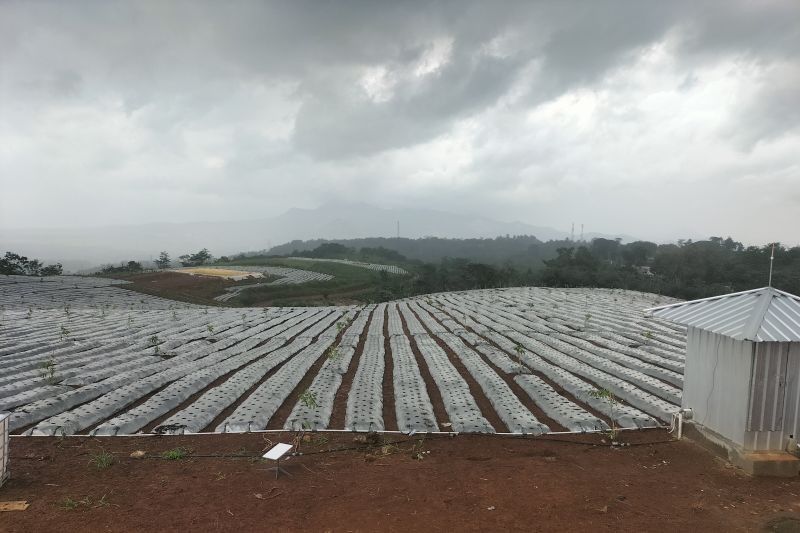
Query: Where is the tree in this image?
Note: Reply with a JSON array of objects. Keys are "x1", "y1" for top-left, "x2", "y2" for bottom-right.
[
  {"x1": 155, "y1": 251, "x2": 171, "y2": 270},
  {"x1": 0, "y1": 251, "x2": 61, "y2": 276},
  {"x1": 40, "y1": 263, "x2": 63, "y2": 276},
  {"x1": 179, "y1": 248, "x2": 213, "y2": 267}
]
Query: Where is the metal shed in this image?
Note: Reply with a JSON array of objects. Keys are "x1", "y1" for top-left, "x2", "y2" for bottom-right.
[{"x1": 647, "y1": 287, "x2": 800, "y2": 455}]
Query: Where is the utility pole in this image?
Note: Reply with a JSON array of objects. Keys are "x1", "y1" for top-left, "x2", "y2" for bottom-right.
[{"x1": 768, "y1": 243, "x2": 775, "y2": 287}]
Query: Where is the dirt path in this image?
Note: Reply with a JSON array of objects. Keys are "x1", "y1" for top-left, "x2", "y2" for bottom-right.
[{"x1": 2, "y1": 430, "x2": 799, "y2": 532}]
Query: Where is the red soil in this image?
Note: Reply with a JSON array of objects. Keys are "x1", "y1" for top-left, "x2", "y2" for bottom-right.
[{"x1": 2, "y1": 430, "x2": 799, "y2": 532}]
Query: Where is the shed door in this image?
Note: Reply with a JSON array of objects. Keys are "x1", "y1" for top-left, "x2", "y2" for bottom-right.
[{"x1": 747, "y1": 343, "x2": 790, "y2": 432}]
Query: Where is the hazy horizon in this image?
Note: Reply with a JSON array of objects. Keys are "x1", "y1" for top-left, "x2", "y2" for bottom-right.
[{"x1": 2, "y1": 1, "x2": 799, "y2": 247}]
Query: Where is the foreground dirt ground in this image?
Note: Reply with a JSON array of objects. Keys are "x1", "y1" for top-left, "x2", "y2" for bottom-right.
[{"x1": 1, "y1": 430, "x2": 799, "y2": 532}]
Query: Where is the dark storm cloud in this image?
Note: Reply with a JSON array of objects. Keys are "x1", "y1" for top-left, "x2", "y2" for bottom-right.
[{"x1": 1, "y1": 0, "x2": 799, "y2": 245}]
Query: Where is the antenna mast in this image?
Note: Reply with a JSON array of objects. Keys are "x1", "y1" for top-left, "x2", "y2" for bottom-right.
[
  {"x1": 571, "y1": 222, "x2": 575, "y2": 242},
  {"x1": 580, "y1": 224, "x2": 584, "y2": 242},
  {"x1": 396, "y1": 220, "x2": 400, "y2": 239},
  {"x1": 768, "y1": 243, "x2": 775, "y2": 287}
]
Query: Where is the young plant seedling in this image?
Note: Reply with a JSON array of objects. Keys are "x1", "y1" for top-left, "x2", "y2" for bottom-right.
[
  {"x1": 59, "y1": 325, "x2": 70, "y2": 342},
  {"x1": 410, "y1": 437, "x2": 429, "y2": 461},
  {"x1": 59, "y1": 497, "x2": 81, "y2": 511},
  {"x1": 589, "y1": 388, "x2": 620, "y2": 442},
  {"x1": 299, "y1": 389, "x2": 318, "y2": 409},
  {"x1": 326, "y1": 346, "x2": 341, "y2": 360},
  {"x1": 513, "y1": 343, "x2": 527, "y2": 370},
  {"x1": 149, "y1": 334, "x2": 160, "y2": 355},
  {"x1": 40, "y1": 356, "x2": 58, "y2": 385}
]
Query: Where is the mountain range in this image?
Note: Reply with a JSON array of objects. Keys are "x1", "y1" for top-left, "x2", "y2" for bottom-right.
[{"x1": 1, "y1": 203, "x2": 634, "y2": 271}]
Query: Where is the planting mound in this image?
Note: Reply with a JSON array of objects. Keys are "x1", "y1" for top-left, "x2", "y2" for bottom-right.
[{"x1": 0, "y1": 275, "x2": 684, "y2": 438}]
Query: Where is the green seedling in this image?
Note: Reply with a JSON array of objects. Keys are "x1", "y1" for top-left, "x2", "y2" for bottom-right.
[
  {"x1": 513, "y1": 343, "x2": 526, "y2": 368},
  {"x1": 40, "y1": 357, "x2": 57, "y2": 384},
  {"x1": 59, "y1": 497, "x2": 81, "y2": 511},
  {"x1": 589, "y1": 388, "x2": 620, "y2": 442},
  {"x1": 299, "y1": 389, "x2": 318, "y2": 409},
  {"x1": 326, "y1": 346, "x2": 341, "y2": 360},
  {"x1": 149, "y1": 334, "x2": 160, "y2": 355}
]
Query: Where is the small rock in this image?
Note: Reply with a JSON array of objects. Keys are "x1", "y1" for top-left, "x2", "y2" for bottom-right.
[
  {"x1": 130, "y1": 450, "x2": 146, "y2": 459},
  {"x1": 487, "y1": 506, "x2": 496, "y2": 511}
]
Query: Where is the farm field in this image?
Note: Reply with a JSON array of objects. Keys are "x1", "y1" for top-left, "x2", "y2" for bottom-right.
[
  {"x1": 95, "y1": 264, "x2": 337, "y2": 306},
  {"x1": 287, "y1": 256, "x2": 408, "y2": 274},
  {"x1": 221, "y1": 257, "x2": 410, "y2": 306},
  {"x1": 1, "y1": 274, "x2": 684, "y2": 438}
]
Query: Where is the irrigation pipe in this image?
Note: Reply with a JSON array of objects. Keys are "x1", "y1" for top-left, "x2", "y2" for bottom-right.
[
  {"x1": 10, "y1": 429, "x2": 677, "y2": 463},
  {"x1": 11, "y1": 424, "x2": 669, "y2": 439}
]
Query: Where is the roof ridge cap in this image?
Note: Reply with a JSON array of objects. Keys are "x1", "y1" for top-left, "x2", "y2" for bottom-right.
[{"x1": 741, "y1": 290, "x2": 774, "y2": 341}]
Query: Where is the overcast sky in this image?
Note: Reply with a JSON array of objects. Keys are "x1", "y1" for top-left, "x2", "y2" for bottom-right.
[{"x1": 1, "y1": 1, "x2": 798, "y2": 244}]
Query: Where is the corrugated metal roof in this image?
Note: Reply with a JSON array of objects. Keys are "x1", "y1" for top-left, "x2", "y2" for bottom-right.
[{"x1": 646, "y1": 287, "x2": 800, "y2": 342}]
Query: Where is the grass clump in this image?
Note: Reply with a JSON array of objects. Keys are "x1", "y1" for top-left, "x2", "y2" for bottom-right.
[
  {"x1": 88, "y1": 450, "x2": 115, "y2": 469},
  {"x1": 161, "y1": 447, "x2": 190, "y2": 460}
]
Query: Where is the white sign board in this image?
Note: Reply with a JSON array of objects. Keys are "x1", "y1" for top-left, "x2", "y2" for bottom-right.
[{"x1": 263, "y1": 443, "x2": 293, "y2": 461}]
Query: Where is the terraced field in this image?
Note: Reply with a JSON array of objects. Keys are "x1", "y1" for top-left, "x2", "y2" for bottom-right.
[
  {"x1": 287, "y1": 257, "x2": 408, "y2": 275},
  {"x1": 0, "y1": 275, "x2": 685, "y2": 437},
  {"x1": 209, "y1": 266, "x2": 334, "y2": 302}
]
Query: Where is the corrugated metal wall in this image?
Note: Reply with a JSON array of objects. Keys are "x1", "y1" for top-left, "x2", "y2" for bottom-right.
[
  {"x1": 747, "y1": 343, "x2": 789, "y2": 432},
  {"x1": 744, "y1": 342, "x2": 800, "y2": 451},
  {"x1": 683, "y1": 327, "x2": 753, "y2": 442}
]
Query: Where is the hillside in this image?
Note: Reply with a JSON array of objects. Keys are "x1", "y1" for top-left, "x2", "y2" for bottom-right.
[{"x1": 1, "y1": 203, "x2": 632, "y2": 270}]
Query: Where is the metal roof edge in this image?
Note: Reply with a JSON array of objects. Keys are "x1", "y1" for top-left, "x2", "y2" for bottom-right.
[
  {"x1": 772, "y1": 287, "x2": 800, "y2": 301},
  {"x1": 643, "y1": 286, "x2": 769, "y2": 314}
]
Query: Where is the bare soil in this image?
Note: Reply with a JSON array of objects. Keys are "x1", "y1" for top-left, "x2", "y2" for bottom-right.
[{"x1": 2, "y1": 430, "x2": 799, "y2": 532}]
